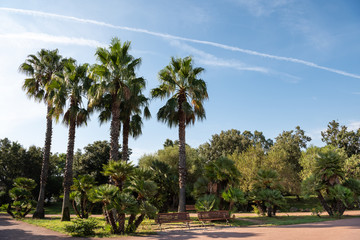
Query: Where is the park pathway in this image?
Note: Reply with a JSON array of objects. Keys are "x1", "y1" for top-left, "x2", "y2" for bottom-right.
[{"x1": 0, "y1": 213, "x2": 359, "y2": 240}]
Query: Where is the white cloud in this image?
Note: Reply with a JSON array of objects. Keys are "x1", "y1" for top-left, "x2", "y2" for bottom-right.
[
  {"x1": 0, "y1": 32, "x2": 106, "y2": 48},
  {"x1": 171, "y1": 40, "x2": 269, "y2": 73},
  {"x1": 347, "y1": 121, "x2": 360, "y2": 131},
  {"x1": 1, "y1": 7, "x2": 359, "y2": 79},
  {"x1": 231, "y1": 0, "x2": 292, "y2": 17}
]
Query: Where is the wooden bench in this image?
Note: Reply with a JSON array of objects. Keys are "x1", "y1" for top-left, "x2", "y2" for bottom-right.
[
  {"x1": 155, "y1": 212, "x2": 191, "y2": 230},
  {"x1": 197, "y1": 210, "x2": 231, "y2": 226},
  {"x1": 186, "y1": 204, "x2": 196, "y2": 211}
]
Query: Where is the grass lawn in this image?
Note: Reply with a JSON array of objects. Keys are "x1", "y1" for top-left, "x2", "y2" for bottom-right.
[{"x1": 18, "y1": 213, "x2": 353, "y2": 238}]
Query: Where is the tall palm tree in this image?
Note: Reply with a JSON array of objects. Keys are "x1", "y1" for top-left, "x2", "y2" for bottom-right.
[
  {"x1": 89, "y1": 37, "x2": 141, "y2": 162},
  {"x1": 50, "y1": 60, "x2": 91, "y2": 221},
  {"x1": 151, "y1": 56, "x2": 208, "y2": 212},
  {"x1": 19, "y1": 49, "x2": 63, "y2": 219},
  {"x1": 120, "y1": 76, "x2": 151, "y2": 161}
]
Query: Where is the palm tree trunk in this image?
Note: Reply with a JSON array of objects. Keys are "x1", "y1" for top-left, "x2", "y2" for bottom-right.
[
  {"x1": 316, "y1": 190, "x2": 333, "y2": 216},
  {"x1": 61, "y1": 118, "x2": 76, "y2": 221},
  {"x1": 122, "y1": 116, "x2": 130, "y2": 161},
  {"x1": 178, "y1": 98, "x2": 187, "y2": 213},
  {"x1": 110, "y1": 98, "x2": 121, "y2": 161},
  {"x1": 33, "y1": 104, "x2": 53, "y2": 219}
]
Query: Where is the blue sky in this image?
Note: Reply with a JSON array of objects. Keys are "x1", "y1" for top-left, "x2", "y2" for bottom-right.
[{"x1": 1, "y1": 0, "x2": 360, "y2": 163}]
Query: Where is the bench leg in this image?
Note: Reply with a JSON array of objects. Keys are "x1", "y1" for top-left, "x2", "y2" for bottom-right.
[{"x1": 186, "y1": 222, "x2": 190, "y2": 229}]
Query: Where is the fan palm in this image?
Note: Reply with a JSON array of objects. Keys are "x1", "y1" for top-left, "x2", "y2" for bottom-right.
[
  {"x1": 19, "y1": 49, "x2": 63, "y2": 219},
  {"x1": 151, "y1": 56, "x2": 208, "y2": 212},
  {"x1": 120, "y1": 76, "x2": 150, "y2": 161},
  {"x1": 50, "y1": 59, "x2": 92, "y2": 221},
  {"x1": 89, "y1": 37, "x2": 141, "y2": 162}
]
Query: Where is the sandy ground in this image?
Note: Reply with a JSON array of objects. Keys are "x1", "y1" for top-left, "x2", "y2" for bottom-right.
[{"x1": 1, "y1": 211, "x2": 360, "y2": 240}]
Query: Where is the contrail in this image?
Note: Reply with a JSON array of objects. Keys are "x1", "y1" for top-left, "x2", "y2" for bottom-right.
[{"x1": 1, "y1": 7, "x2": 359, "y2": 79}]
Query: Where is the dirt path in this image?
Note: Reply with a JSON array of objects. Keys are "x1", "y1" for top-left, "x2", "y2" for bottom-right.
[{"x1": 1, "y1": 213, "x2": 360, "y2": 240}]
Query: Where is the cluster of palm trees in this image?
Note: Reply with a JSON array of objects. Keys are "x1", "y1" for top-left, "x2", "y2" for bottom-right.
[{"x1": 19, "y1": 37, "x2": 208, "y2": 220}]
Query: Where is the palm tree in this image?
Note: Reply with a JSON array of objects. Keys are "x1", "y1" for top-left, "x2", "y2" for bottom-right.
[
  {"x1": 151, "y1": 56, "x2": 208, "y2": 212},
  {"x1": 19, "y1": 49, "x2": 63, "y2": 219},
  {"x1": 89, "y1": 37, "x2": 141, "y2": 162},
  {"x1": 50, "y1": 60, "x2": 91, "y2": 221},
  {"x1": 120, "y1": 76, "x2": 151, "y2": 161}
]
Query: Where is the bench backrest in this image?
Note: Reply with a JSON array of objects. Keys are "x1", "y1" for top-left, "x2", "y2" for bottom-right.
[
  {"x1": 156, "y1": 212, "x2": 190, "y2": 223},
  {"x1": 197, "y1": 210, "x2": 230, "y2": 220},
  {"x1": 185, "y1": 205, "x2": 196, "y2": 211}
]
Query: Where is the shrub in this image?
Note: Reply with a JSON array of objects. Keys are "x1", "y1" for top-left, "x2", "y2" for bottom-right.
[
  {"x1": 195, "y1": 194, "x2": 219, "y2": 211},
  {"x1": 65, "y1": 218, "x2": 99, "y2": 237}
]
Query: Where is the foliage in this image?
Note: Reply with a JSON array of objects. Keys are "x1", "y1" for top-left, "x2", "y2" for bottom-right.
[
  {"x1": 91, "y1": 161, "x2": 158, "y2": 235},
  {"x1": 250, "y1": 169, "x2": 285, "y2": 217},
  {"x1": 198, "y1": 129, "x2": 272, "y2": 161},
  {"x1": 7, "y1": 177, "x2": 37, "y2": 218},
  {"x1": 195, "y1": 194, "x2": 219, "y2": 211},
  {"x1": 89, "y1": 37, "x2": 141, "y2": 162},
  {"x1": 73, "y1": 141, "x2": 112, "y2": 185},
  {"x1": 221, "y1": 187, "x2": 246, "y2": 211},
  {"x1": 301, "y1": 147, "x2": 360, "y2": 217},
  {"x1": 70, "y1": 174, "x2": 96, "y2": 218},
  {"x1": 141, "y1": 160, "x2": 178, "y2": 212},
  {"x1": 321, "y1": 120, "x2": 360, "y2": 157},
  {"x1": 230, "y1": 145, "x2": 265, "y2": 192},
  {"x1": 65, "y1": 218, "x2": 100, "y2": 237},
  {"x1": 151, "y1": 56, "x2": 208, "y2": 212},
  {"x1": 265, "y1": 126, "x2": 311, "y2": 195}
]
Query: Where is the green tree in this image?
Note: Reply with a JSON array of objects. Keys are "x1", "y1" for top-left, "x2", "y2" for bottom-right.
[
  {"x1": 141, "y1": 160, "x2": 178, "y2": 212},
  {"x1": 151, "y1": 56, "x2": 208, "y2": 212},
  {"x1": 120, "y1": 76, "x2": 150, "y2": 161},
  {"x1": 266, "y1": 126, "x2": 311, "y2": 195},
  {"x1": 7, "y1": 177, "x2": 37, "y2": 218},
  {"x1": 251, "y1": 169, "x2": 285, "y2": 217},
  {"x1": 73, "y1": 141, "x2": 111, "y2": 185},
  {"x1": 70, "y1": 175, "x2": 96, "y2": 219},
  {"x1": 321, "y1": 120, "x2": 360, "y2": 157},
  {"x1": 301, "y1": 147, "x2": 360, "y2": 217},
  {"x1": 198, "y1": 129, "x2": 272, "y2": 161},
  {"x1": 89, "y1": 37, "x2": 141, "y2": 162},
  {"x1": 230, "y1": 145, "x2": 266, "y2": 192},
  {"x1": 19, "y1": 49, "x2": 64, "y2": 219},
  {"x1": 50, "y1": 60, "x2": 92, "y2": 221}
]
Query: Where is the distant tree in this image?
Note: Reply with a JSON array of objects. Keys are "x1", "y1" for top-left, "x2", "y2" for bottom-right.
[
  {"x1": 50, "y1": 60, "x2": 92, "y2": 221},
  {"x1": 163, "y1": 139, "x2": 174, "y2": 148},
  {"x1": 193, "y1": 156, "x2": 240, "y2": 209},
  {"x1": 74, "y1": 141, "x2": 112, "y2": 185},
  {"x1": 266, "y1": 126, "x2": 311, "y2": 195},
  {"x1": 230, "y1": 145, "x2": 266, "y2": 192},
  {"x1": 321, "y1": 120, "x2": 360, "y2": 157},
  {"x1": 89, "y1": 38, "x2": 141, "y2": 162},
  {"x1": 151, "y1": 56, "x2": 208, "y2": 212},
  {"x1": 143, "y1": 160, "x2": 178, "y2": 212},
  {"x1": 19, "y1": 49, "x2": 64, "y2": 219},
  {"x1": 198, "y1": 129, "x2": 272, "y2": 161}
]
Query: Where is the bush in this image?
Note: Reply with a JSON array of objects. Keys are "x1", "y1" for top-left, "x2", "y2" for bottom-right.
[
  {"x1": 195, "y1": 194, "x2": 219, "y2": 211},
  {"x1": 65, "y1": 218, "x2": 99, "y2": 237}
]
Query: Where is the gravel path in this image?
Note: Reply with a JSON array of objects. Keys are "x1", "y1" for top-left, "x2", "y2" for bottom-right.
[{"x1": 1, "y1": 213, "x2": 360, "y2": 240}]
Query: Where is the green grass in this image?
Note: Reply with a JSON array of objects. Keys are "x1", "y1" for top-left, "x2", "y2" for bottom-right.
[
  {"x1": 241, "y1": 215, "x2": 343, "y2": 226},
  {"x1": 281, "y1": 196, "x2": 322, "y2": 212},
  {"x1": 43, "y1": 202, "x2": 75, "y2": 215}
]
